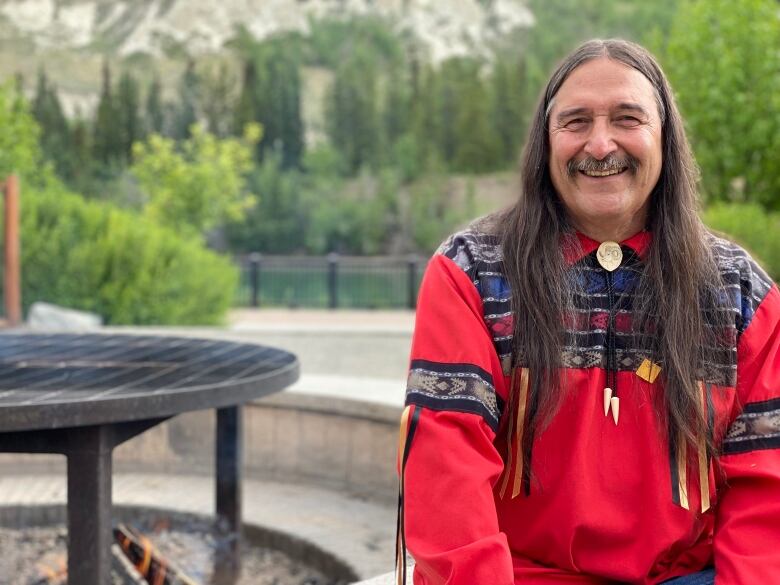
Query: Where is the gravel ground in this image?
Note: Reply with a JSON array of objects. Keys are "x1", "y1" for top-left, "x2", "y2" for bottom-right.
[{"x1": 0, "y1": 517, "x2": 340, "y2": 585}]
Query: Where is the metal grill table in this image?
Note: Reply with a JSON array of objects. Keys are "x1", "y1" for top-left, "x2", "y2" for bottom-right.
[{"x1": 0, "y1": 332, "x2": 299, "y2": 584}]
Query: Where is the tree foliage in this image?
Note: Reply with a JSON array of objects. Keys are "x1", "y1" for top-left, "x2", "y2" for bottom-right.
[
  {"x1": 0, "y1": 81, "x2": 46, "y2": 184},
  {"x1": 663, "y1": 0, "x2": 780, "y2": 208},
  {"x1": 234, "y1": 36, "x2": 304, "y2": 168},
  {"x1": 131, "y1": 124, "x2": 260, "y2": 236},
  {"x1": 17, "y1": 186, "x2": 237, "y2": 325}
]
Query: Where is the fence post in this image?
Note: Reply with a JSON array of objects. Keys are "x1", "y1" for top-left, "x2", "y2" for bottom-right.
[
  {"x1": 407, "y1": 255, "x2": 419, "y2": 310},
  {"x1": 249, "y1": 253, "x2": 261, "y2": 308},
  {"x1": 327, "y1": 253, "x2": 339, "y2": 309},
  {"x1": 3, "y1": 175, "x2": 21, "y2": 327}
]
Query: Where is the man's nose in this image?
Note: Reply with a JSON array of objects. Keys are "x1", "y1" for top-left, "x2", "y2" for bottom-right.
[{"x1": 583, "y1": 118, "x2": 617, "y2": 160}]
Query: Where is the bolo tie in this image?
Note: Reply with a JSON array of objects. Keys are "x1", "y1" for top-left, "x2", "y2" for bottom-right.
[{"x1": 596, "y1": 241, "x2": 622, "y2": 425}]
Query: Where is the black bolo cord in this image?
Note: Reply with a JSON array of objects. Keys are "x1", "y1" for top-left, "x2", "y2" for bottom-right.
[{"x1": 606, "y1": 266, "x2": 617, "y2": 400}]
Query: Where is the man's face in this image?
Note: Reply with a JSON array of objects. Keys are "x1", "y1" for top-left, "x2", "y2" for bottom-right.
[{"x1": 547, "y1": 58, "x2": 663, "y2": 239}]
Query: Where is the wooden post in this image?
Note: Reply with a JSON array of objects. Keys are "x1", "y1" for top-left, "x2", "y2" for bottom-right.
[{"x1": 3, "y1": 175, "x2": 21, "y2": 327}]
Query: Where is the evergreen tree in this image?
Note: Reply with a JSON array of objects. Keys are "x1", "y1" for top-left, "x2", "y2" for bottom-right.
[
  {"x1": 174, "y1": 59, "x2": 199, "y2": 139},
  {"x1": 326, "y1": 53, "x2": 381, "y2": 174},
  {"x1": 233, "y1": 40, "x2": 304, "y2": 168},
  {"x1": 200, "y1": 62, "x2": 237, "y2": 138},
  {"x1": 436, "y1": 59, "x2": 472, "y2": 165},
  {"x1": 145, "y1": 75, "x2": 165, "y2": 135},
  {"x1": 408, "y1": 64, "x2": 440, "y2": 172},
  {"x1": 67, "y1": 115, "x2": 93, "y2": 192},
  {"x1": 381, "y1": 64, "x2": 409, "y2": 158},
  {"x1": 31, "y1": 68, "x2": 72, "y2": 179},
  {"x1": 234, "y1": 60, "x2": 258, "y2": 137},
  {"x1": 454, "y1": 68, "x2": 502, "y2": 173},
  {"x1": 273, "y1": 49, "x2": 304, "y2": 168},
  {"x1": 491, "y1": 53, "x2": 526, "y2": 165},
  {"x1": 93, "y1": 60, "x2": 122, "y2": 165},
  {"x1": 116, "y1": 70, "x2": 142, "y2": 161}
]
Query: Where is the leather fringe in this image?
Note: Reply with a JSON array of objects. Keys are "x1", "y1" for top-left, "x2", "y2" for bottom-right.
[{"x1": 499, "y1": 367, "x2": 529, "y2": 500}]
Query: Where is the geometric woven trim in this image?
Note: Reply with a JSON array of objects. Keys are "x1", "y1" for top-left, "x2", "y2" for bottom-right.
[
  {"x1": 722, "y1": 397, "x2": 780, "y2": 455},
  {"x1": 405, "y1": 359, "x2": 503, "y2": 432}
]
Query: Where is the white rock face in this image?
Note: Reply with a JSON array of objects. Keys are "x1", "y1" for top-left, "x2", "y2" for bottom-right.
[
  {"x1": 0, "y1": 0, "x2": 533, "y2": 62},
  {"x1": 0, "y1": 0, "x2": 55, "y2": 32}
]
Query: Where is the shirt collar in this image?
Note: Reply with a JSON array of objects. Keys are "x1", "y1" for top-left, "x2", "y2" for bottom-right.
[{"x1": 562, "y1": 230, "x2": 652, "y2": 266}]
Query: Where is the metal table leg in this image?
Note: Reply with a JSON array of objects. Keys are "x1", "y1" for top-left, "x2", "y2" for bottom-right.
[
  {"x1": 66, "y1": 425, "x2": 113, "y2": 585},
  {"x1": 215, "y1": 405, "x2": 243, "y2": 579}
]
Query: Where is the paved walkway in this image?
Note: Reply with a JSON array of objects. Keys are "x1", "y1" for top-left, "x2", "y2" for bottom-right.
[
  {"x1": 0, "y1": 472, "x2": 396, "y2": 580},
  {"x1": 228, "y1": 308, "x2": 415, "y2": 333}
]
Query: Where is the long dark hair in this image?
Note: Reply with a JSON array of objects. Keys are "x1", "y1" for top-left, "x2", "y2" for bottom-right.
[{"x1": 496, "y1": 39, "x2": 729, "y2": 471}]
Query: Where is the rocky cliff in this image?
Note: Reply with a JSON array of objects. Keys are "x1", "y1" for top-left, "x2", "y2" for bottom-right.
[{"x1": 0, "y1": 0, "x2": 533, "y2": 62}]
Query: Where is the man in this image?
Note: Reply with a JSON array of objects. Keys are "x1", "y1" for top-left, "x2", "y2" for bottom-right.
[{"x1": 396, "y1": 39, "x2": 780, "y2": 584}]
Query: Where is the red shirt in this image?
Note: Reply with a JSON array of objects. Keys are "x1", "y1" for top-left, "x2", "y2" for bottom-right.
[{"x1": 399, "y1": 226, "x2": 780, "y2": 584}]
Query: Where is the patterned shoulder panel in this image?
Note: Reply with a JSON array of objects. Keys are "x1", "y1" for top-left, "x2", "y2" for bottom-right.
[
  {"x1": 436, "y1": 225, "x2": 504, "y2": 282},
  {"x1": 707, "y1": 233, "x2": 774, "y2": 334},
  {"x1": 404, "y1": 225, "x2": 511, "y2": 431},
  {"x1": 436, "y1": 224, "x2": 514, "y2": 374}
]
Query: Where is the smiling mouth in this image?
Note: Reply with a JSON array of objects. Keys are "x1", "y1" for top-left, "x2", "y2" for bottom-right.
[{"x1": 579, "y1": 167, "x2": 628, "y2": 178}]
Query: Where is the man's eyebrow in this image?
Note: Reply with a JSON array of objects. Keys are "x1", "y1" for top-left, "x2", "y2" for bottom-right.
[
  {"x1": 555, "y1": 107, "x2": 590, "y2": 122},
  {"x1": 614, "y1": 102, "x2": 651, "y2": 117},
  {"x1": 554, "y1": 103, "x2": 651, "y2": 123}
]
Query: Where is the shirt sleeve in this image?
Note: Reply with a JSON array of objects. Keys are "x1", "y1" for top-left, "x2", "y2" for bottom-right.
[
  {"x1": 399, "y1": 252, "x2": 514, "y2": 585},
  {"x1": 714, "y1": 284, "x2": 780, "y2": 584}
]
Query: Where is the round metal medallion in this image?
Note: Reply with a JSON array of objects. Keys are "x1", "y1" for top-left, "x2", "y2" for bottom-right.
[{"x1": 596, "y1": 241, "x2": 622, "y2": 271}]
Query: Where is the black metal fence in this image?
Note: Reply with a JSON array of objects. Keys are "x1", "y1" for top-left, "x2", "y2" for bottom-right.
[{"x1": 234, "y1": 254, "x2": 428, "y2": 309}]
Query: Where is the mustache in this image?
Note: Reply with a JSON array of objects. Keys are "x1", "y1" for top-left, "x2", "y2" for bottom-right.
[{"x1": 566, "y1": 153, "x2": 640, "y2": 177}]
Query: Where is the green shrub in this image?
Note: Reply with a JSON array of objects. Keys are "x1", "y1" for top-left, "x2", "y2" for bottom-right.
[
  {"x1": 7, "y1": 186, "x2": 237, "y2": 325},
  {"x1": 703, "y1": 203, "x2": 780, "y2": 281}
]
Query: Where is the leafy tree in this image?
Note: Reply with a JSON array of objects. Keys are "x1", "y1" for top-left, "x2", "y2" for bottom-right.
[
  {"x1": 663, "y1": 0, "x2": 780, "y2": 208},
  {"x1": 225, "y1": 149, "x2": 307, "y2": 253},
  {"x1": 408, "y1": 170, "x2": 475, "y2": 253},
  {"x1": 0, "y1": 81, "x2": 45, "y2": 183},
  {"x1": 302, "y1": 161, "x2": 400, "y2": 254},
  {"x1": 131, "y1": 124, "x2": 260, "y2": 236},
  {"x1": 704, "y1": 203, "x2": 780, "y2": 280},
  {"x1": 20, "y1": 185, "x2": 238, "y2": 325}
]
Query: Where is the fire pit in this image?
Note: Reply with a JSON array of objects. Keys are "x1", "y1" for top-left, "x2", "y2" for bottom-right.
[
  {"x1": 0, "y1": 333, "x2": 299, "y2": 585},
  {"x1": 0, "y1": 504, "x2": 356, "y2": 585}
]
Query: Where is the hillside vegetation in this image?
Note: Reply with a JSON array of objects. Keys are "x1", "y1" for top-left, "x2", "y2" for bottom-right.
[{"x1": 1, "y1": 0, "x2": 779, "y2": 280}]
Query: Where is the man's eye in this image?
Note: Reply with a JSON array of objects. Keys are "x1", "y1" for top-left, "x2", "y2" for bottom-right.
[
  {"x1": 564, "y1": 118, "x2": 588, "y2": 129},
  {"x1": 616, "y1": 116, "x2": 641, "y2": 126}
]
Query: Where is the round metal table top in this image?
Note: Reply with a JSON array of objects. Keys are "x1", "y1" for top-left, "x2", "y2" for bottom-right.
[{"x1": 0, "y1": 332, "x2": 299, "y2": 431}]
